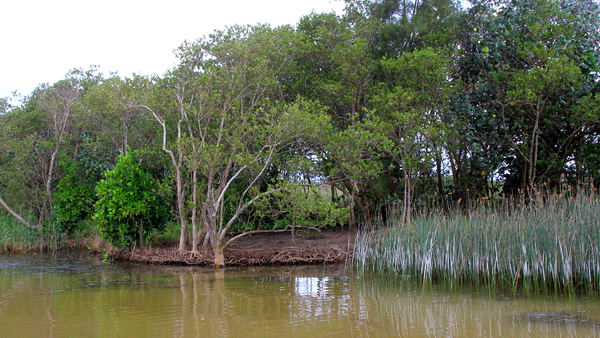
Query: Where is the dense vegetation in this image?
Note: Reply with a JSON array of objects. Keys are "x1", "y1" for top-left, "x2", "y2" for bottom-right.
[
  {"x1": 354, "y1": 186, "x2": 600, "y2": 295},
  {"x1": 1, "y1": 0, "x2": 600, "y2": 270}
]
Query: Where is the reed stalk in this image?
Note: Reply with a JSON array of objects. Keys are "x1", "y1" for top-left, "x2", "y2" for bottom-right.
[{"x1": 354, "y1": 186, "x2": 600, "y2": 296}]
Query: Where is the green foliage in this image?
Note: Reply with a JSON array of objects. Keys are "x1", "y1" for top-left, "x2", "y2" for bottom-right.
[
  {"x1": 0, "y1": 215, "x2": 67, "y2": 252},
  {"x1": 93, "y1": 151, "x2": 170, "y2": 247},
  {"x1": 155, "y1": 221, "x2": 182, "y2": 244},
  {"x1": 451, "y1": 0, "x2": 600, "y2": 195},
  {"x1": 53, "y1": 157, "x2": 96, "y2": 231},
  {"x1": 3, "y1": 0, "x2": 600, "y2": 252},
  {"x1": 251, "y1": 182, "x2": 350, "y2": 231},
  {"x1": 53, "y1": 133, "x2": 114, "y2": 232},
  {"x1": 0, "y1": 104, "x2": 52, "y2": 219},
  {"x1": 82, "y1": 75, "x2": 161, "y2": 155}
]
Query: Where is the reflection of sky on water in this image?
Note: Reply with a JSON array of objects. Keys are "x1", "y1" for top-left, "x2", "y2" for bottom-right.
[
  {"x1": 3, "y1": 257, "x2": 600, "y2": 337},
  {"x1": 295, "y1": 276, "x2": 329, "y2": 297},
  {"x1": 291, "y1": 277, "x2": 353, "y2": 323}
]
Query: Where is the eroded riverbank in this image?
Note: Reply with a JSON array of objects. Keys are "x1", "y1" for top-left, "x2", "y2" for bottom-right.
[{"x1": 111, "y1": 228, "x2": 355, "y2": 266}]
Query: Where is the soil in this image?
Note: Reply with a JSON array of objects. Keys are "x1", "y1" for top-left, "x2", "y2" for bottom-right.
[{"x1": 111, "y1": 228, "x2": 356, "y2": 267}]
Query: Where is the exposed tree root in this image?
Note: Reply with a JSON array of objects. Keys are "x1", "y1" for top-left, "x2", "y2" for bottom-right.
[
  {"x1": 111, "y1": 246, "x2": 351, "y2": 266},
  {"x1": 110, "y1": 228, "x2": 355, "y2": 266}
]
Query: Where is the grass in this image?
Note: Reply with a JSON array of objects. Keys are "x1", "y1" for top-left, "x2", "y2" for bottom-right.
[
  {"x1": 0, "y1": 215, "x2": 101, "y2": 253},
  {"x1": 153, "y1": 221, "x2": 182, "y2": 246},
  {"x1": 0, "y1": 216, "x2": 57, "y2": 252},
  {"x1": 353, "y1": 186, "x2": 600, "y2": 296}
]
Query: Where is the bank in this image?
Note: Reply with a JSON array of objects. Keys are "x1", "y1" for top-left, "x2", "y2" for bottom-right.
[{"x1": 110, "y1": 228, "x2": 355, "y2": 267}]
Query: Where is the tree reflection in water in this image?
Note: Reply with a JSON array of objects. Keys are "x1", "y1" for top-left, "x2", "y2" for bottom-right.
[{"x1": 0, "y1": 256, "x2": 599, "y2": 337}]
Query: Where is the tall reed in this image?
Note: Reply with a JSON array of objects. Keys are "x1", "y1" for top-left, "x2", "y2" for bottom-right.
[
  {"x1": 0, "y1": 216, "x2": 67, "y2": 253},
  {"x1": 354, "y1": 187, "x2": 600, "y2": 295}
]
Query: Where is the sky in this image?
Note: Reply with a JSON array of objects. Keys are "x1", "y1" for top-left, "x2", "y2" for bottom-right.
[{"x1": 1, "y1": 0, "x2": 346, "y2": 100}]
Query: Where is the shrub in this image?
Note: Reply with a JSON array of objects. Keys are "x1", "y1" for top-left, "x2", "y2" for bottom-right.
[{"x1": 93, "y1": 151, "x2": 170, "y2": 247}]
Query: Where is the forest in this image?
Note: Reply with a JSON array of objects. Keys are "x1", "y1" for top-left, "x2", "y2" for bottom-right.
[{"x1": 1, "y1": 0, "x2": 600, "y2": 268}]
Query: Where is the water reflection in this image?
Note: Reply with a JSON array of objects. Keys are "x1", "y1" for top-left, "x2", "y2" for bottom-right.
[{"x1": 0, "y1": 255, "x2": 598, "y2": 337}]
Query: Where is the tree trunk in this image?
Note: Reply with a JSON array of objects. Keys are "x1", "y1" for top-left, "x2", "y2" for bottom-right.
[
  {"x1": 191, "y1": 170, "x2": 200, "y2": 254},
  {"x1": 349, "y1": 188, "x2": 356, "y2": 230},
  {"x1": 403, "y1": 173, "x2": 413, "y2": 226},
  {"x1": 138, "y1": 221, "x2": 144, "y2": 248},
  {"x1": 137, "y1": 104, "x2": 188, "y2": 251},
  {"x1": 204, "y1": 192, "x2": 224, "y2": 267},
  {"x1": 214, "y1": 245, "x2": 225, "y2": 269},
  {"x1": 178, "y1": 219, "x2": 188, "y2": 251},
  {"x1": 435, "y1": 153, "x2": 448, "y2": 212},
  {"x1": 37, "y1": 135, "x2": 62, "y2": 229},
  {"x1": 528, "y1": 105, "x2": 541, "y2": 191},
  {"x1": 176, "y1": 165, "x2": 187, "y2": 252},
  {"x1": 37, "y1": 198, "x2": 49, "y2": 229}
]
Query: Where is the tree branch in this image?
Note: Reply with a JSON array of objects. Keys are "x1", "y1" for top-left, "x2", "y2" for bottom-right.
[
  {"x1": 219, "y1": 187, "x2": 284, "y2": 241},
  {"x1": 0, "y1": 195, "x2": 32, "y2": 228}
]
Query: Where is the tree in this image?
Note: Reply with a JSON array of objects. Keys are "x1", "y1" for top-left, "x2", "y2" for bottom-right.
[
  {"x1": 135, "y1": 25, "x2": 334, "y2": 267},
  {"x1": 323, "y1": 118, "x2": 392, "y2": 227},
  {"x1": 250, "y1": 181, "x2": 350, "y2": 235},
  {"x1": 374, "y1": 48, "x2": 451, "y2": 223},
  {"x1": 93, "y1": 150, "x2": 169, "y2": 247},
  {"x1": 139, "y1": 75, "x2": 192, "y2": 252},
  {"x1": 0, "y1": 68, "x2": 104, "y2": 228},
  {"x1": 294, "y1": 12, "x2": 378, "y2": 128},
  {"x1": 83, "y1": 75, "x2": 160, "y2": 156},
  {"x1": 0, "y1": 107, "x2": 37, "y2": 228},
  {"x1": 506, "y1": 57, "x2": 583, "y2": 191},
  {"x1": 293, "y1": 13, "x2": 392, "y2": 225},
  {"x1": 454, "y1": 0, "x2": 600, "y2": 194},
  {"x1": 345, "y1": 0, "x2": 463, "y2": 56},
  {"x1": 0, "y1": 97, "x2": 11, "y2": 115},
  {"x1": 35, "y1": 81, "x2": 80, "y2": 227}
]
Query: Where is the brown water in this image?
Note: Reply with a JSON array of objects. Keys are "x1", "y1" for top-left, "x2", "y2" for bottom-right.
[{"x1": 1, "y1": 254, "x2": 598, "y2": 337}]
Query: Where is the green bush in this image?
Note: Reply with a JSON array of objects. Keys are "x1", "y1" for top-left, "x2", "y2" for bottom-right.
[
  {"x1": 53, "y1": 157, "x2": 96, "y2": 231},
  {"x1": 93, "y1": 151, "x2": 170, "y2": 247}
]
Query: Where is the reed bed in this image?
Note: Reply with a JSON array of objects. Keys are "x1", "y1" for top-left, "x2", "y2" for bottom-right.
[
  {"x1": 0, "y1": 216, "x2": 66, "y2": 253},
  {"x1": 354, "y1": 188, "x2": 600, "y2": 295}
]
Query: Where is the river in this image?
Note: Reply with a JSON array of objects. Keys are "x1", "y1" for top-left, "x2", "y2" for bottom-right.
[{"x1": 0, "y1": 254, "x2": 598, "y2": 337}]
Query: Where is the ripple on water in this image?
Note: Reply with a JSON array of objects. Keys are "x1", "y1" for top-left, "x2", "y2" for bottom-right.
[{"x1": 1, "y1": 256, "x2": 600, "y2": 337}]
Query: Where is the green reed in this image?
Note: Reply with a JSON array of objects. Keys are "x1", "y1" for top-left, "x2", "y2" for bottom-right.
[
  {"x1": 0, "y1": 216, "x2": 67, "y2": 253},
  {"x1": 354, "y1": 187, "x2": 600, "y2": 296}
]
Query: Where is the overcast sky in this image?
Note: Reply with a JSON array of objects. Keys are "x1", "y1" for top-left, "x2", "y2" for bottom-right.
[{"x1": 1, "y1": 0, "x2": 345, "y2": 99}]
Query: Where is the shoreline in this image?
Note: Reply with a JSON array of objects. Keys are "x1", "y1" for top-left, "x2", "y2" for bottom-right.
[
  {"x1": 111, "y1": 245, "x2": 352, "y2": 266},
  {"x1": 112, "y1": 228, "x2": 356, "y2": 266},
  {"x1": 0, "y1": 228, "x2": 356, "y2": 267}
]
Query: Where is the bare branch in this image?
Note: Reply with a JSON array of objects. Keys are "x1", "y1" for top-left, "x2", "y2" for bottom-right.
[
  {"x1": 0, "y1": 195, "x2": 32, "y2": 228},
  {"x1": 219, "y1": 187, "x2": 284, "y2": 241}
]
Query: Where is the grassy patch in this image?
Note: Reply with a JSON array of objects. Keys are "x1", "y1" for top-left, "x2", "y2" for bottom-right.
[
  {"x1": 0, "y1": 216, "x2": 102, "y2": 253},
  {"x1": 0, "y1": 216, "x2": 59, "y2": 252},
  {"x1": 153, "y1": 221, "x2": 181, "y2": 246}
]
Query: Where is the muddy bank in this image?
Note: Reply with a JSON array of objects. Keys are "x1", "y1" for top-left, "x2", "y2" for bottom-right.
[{"x1": 111, "y1": 228, "x2": 356, "y2": 266}]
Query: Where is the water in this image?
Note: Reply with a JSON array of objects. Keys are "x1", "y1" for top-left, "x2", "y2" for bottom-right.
[{"x1": 1, "y1": 254, "x2": 598, "y2": 337}]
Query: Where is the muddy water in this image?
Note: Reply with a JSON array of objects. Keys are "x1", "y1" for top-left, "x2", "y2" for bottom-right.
[{"x1": 1, "y1": 254, "x2": 598, "y2": 337}]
